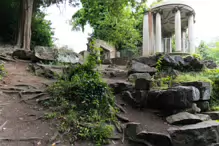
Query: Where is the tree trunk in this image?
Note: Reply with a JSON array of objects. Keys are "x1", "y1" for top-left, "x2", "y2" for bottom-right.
[
  {"x1": 17, "y1": 0, "x2": 25, "y2": 47},
  {"x1": 22, "y1": 0, "x2": 34, "y2": 50}
]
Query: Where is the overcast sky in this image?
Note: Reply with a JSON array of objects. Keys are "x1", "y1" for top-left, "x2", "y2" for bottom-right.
[{"x1": 45, "y1": 0, "x2": 219, "y2": 53}]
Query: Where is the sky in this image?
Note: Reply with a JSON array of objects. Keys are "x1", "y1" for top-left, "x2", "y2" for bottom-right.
[{"x1": 45, "y1": 0, "x2": 219, "y2": 53}]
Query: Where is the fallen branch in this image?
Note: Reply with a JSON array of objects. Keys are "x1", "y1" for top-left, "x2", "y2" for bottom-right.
[{"x1": 19, "y1": 93, "x2": 47, "y2": 102}]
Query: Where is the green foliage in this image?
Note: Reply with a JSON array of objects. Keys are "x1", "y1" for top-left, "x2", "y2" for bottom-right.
[
  {"x1": 31, "y1": 10, "x2": 55, "y2": 48},
  {"x1": 150, "y1": 0, "x2": 163, "y2": 7},
  {"x1": 156, "y1": 54, "x2": 164, "y2": 72},
  {"x1": 0, "y1": 64, "x2": 6, "y2": 80},
  {"x1": 173, "y1": 69, "x2": 219, "y2": 107},
  {"x1": 0, "y1": 0, "x2": 54, "y2": 47},
  {"x1": 72, "y1": 0, "x2": 147, "y2": 51},
  {"x1": 192, "y1": 53, "x2": 202, "y2": 60},
  {"x1": 173, "y1": 73, "x2": 212, "y2": 84},
  {"x1": 46, "y1": 41, "x2": 117, "y2": 145},
  {"x1": 198, "y1": 40, "x2": 219, "y2": 64}
]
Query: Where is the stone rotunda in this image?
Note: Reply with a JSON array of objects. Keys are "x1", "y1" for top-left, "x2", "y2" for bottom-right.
[{"x1": 143, "y1": 0, "x2": 196, "y2": 56}]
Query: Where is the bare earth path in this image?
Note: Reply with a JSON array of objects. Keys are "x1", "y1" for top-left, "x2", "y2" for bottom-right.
[
  {"x1": 0, "y1": 61, "x2": 171, "y2": 146},
  {"x1": 0, "y1": 61, "x2": 64, "y2": 146}
]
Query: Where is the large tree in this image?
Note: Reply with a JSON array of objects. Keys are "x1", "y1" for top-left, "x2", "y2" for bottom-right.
[
  {"x1": 72, "y1": 0, "x2": 147, "y2": 52},
  {"x1": 12, "y1": 0, "x2": 146, "y2": 50}
]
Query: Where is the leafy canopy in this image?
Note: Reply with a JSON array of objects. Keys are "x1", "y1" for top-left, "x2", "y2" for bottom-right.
[{"x1": 72, "y1": 0, "x2": 147, "y2": 51}]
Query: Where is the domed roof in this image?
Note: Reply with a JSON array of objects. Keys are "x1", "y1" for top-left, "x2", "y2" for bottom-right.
[
  {"x1": 151, "y1": 0, "x2": 194, "y2": 12},
  {"x1": 150, "y1": 0, "x2": 195, "y2": 37}
]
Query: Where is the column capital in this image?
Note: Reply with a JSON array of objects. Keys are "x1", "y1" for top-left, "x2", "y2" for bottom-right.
[
  {"x1": 186, "y1": 11, "x2": 195, "y2": 17},
  {"x1": 172, "y1": 6, "x2": 181, "y2": 13},
  {"x1": 153, "y1": 9, "x2": 163, "y2": 15},
  {"x1": 144, "y1": 8, "x2": 149, "y2": 15}
]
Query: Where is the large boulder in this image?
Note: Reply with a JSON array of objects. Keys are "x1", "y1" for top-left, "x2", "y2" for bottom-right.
[
  {"x1": 32, "y1": 46, "x2": 57, "y2": 62},
  {"x1": 162, "y1": 55, "x2": 178, "y2": 68},
  {"x1": 137, "y1": 131, "x2": 172, "y2": 146},
  {"x1": 196, "y1": 101, "x2": 210, "y2": 112},
  {"x1": 133, "y1": 55, "x2": 157, "y2": 67},
  {"x1": 109, "y1": 81, "x2": 133, "y2": 94},
  {"x1": 183, "y1": 56, "x2": 204, "y2": 71},
  {"x1": 12, "y1": 49, "x2": 33, "y2": 60},
  {"x1": 32, "y1": 46, "x2": 80, "y2": 64},
  {"x1": 122, "y1": 90, "x2": 148, "y2": 108},
  {"x1": 28, "y1": 63, "x2": 63, "y2": 79},
  {"x1": 203, "y1": 111, "x2": 219, "y2": 120},
  {"x1": 103, "y1": 68, "x2": 127, "y2": 78},
  {"x1": 128, "y1": 73, "x2": 152, "y2": 82},
  {"x1": 125, "y1": 122, "x2": 142, "y2": 140},
  {"x1": 148, "y1": 86, "x2": 200, "y2": 110},
  {"x1": 166, "y1": 112, "x2": 204, "y2": 125},
  {"x1": 204, "y1": 60, "x2": 217, "y2": 69},
  {"x1": 181, "y1": 81, "x2": 211, "y2": 101},
  {"x1": 168, "y1": 121, "x2": 219, "y2": 146},
  {"x1": 135, "y1": 78, "x2": 152, "y2": 90},
  {"x1": 132, "y1": 90, "x2": 148, "y2": 107},
  {"x1": 158, "y1": 55, "x2": 204, "y2": 71},
  {"x1": 57, "y1": 48, "x2": 80, "y2": 64},
  {"x1": 128, "y1": 60, "x2": 157, "y2": 75},
  {"x1": 122, "y1": 91, "x2": 137, "y2": 107}
]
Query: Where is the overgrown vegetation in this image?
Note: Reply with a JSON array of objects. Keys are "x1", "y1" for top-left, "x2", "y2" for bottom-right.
[
  {"x1": 0, "y1": 63, "x2": 6, "y2": 80},
  {"x1": 31, "y1": 10, "x2": 55, "y2": 48},
  {"x1": 72, "y1": 0, "x2": 147, "y2": 54},
  {"x1": 198, "y1": 40, "x2": 219, "y2": 64},
  {"x1": 45, "y1": 42, "x2": 117, "y2": 145}
]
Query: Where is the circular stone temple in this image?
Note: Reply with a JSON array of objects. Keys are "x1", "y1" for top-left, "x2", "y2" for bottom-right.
[{"x1": 143, "y1": 0, "x2": 195, "y2": 56}]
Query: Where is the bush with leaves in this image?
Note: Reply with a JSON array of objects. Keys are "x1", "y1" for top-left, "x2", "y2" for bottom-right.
[
  {"x1": 31, "y1": 10, "x2": 55, "y2": 49},
  {"x1": 46, "y1": 44, "x2": 116, "y2": 145},
  {"x1": 198, "y1": 40, "x2": 219, "y2": 64}
]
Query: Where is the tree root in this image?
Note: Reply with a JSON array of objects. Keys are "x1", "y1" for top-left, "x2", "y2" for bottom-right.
[
  {"x1": 22, "y1": 116, "x2": 44, "y2": 122},
  {"x1": 36, "y1": 96, "x2": 51, "y2": 102},
  {"x1": 115, "y1": 103, "x2": 126, "y2": 113},
  {"x1": 0, "y1": 137, "x2": 43, "y2": 141},
  {"x1": 19, "y1": 93, "x2": 47, "y2": 102},
  {"x1": 14, "y1": 84, "x2": 37, "y2": 89},
  {"x1": 0, "y1": 55, "x2": 15, "y2": 62}
]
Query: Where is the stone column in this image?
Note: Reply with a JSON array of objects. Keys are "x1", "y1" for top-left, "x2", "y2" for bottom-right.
[
  {"x1": 175, "y1": 8, "x2": 181, "y2": 52},
  {"x1": 188, "y1": 12, "x2": 195, "y2": 54},
  {"x1": 143, "y1": 12, "x2": 150, "y2": 56},
  {"x1": 116, "y1": 51, "x2": 120, "y2": 58},
  {"x1": 167, "y1": 37, "x2": 172, "y2": 53},
  {"x1": 156, "y1": 12, "x2": 162, "y2": 52},
  {"x1": 182, "y1": 30, "x2": 186, "y2": 53}
]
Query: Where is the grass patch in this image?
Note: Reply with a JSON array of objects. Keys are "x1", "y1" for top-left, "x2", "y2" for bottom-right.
[{"x1": 173, "y1": 73, "x2": 212, "y2": 84}]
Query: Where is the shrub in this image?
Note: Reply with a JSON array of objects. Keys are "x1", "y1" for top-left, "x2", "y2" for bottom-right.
[{"x1": 46, "y1": 43, "x2": 116, "y2": 145}]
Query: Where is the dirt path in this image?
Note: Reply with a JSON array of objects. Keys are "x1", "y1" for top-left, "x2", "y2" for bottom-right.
[{"x1": 0, "y1": 61, "x2": 65, "y2": 146}]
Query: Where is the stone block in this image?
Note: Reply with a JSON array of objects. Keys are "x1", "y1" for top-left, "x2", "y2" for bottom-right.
[
  {"x1": 135, "y1": 78, "x2": 152, "y2": 90},
  {"x1": 182, "y1": 81, "x2": 211, "y2": 101}
]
